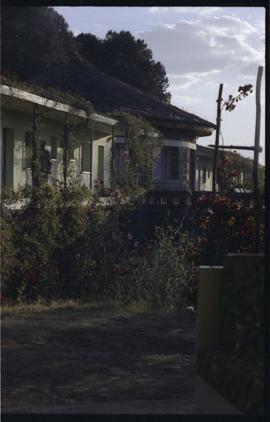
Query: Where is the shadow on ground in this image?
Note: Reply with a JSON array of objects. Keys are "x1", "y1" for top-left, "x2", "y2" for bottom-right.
[{"x1": 2, "y1": 304, "x2": 196, "y2": 413}]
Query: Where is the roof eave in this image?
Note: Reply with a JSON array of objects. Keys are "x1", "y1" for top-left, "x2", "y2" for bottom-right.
[
  {"x1": 1, "y1": 85, "x2": 117, "y2": 127},
  {"x1": 149, "y1": 117, "x2": 215, "y2": 136}
]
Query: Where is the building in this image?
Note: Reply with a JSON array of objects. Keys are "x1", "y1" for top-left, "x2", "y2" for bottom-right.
[
  {"x1": 1, "y1": 83, "x2": 117, "y2": 192},
  {"x1": 30, "y1": 61, "x2": 216, "y2": 192},
  {"x1": 195, "y1": 145, "x2": 215, "y2": 191},
  {"x1": 1, "y1": 61, "x2": 218, "y2": 194}
]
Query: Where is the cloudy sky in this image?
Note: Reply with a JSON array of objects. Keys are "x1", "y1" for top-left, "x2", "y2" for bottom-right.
[{"x1": 54, "y1": 6, "x2": 265, "y2": 163}]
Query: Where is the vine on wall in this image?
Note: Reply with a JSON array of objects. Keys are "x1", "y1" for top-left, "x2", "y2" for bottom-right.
[{"x1": 109, "y1": 111, "x2": 162, "y2": 197}]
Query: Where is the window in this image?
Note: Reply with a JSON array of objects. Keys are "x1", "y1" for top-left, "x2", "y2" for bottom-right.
[
  {"x1": 98, "y1": 145, "x2": 104, "y2": 181},
  {"x1": 202, "y1": 166, "x2": 207, "y2": 184},
  {"x1": 51, "y1": 136, "x2": 58, "y2": 159},
  {"x1": 153, "y1": 148, "x2": 161, "y2": 180},
  {"x1": 23, "y1": 131, "x2": 32, "y2": 169},
  {"x1": 59, "y1": 138, "x2": 74, "y2": 159},
  {"x1": 2, "y1": 128, "x2": 14, "y2": 190},
  {"x1": 161, "y1": 146, "x2": 179, "y2": 180},
  {"x1": 81, "y1": 142, "x2": 91, "y2": 172}
]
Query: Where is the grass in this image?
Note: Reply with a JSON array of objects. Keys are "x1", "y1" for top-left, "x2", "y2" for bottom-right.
[
  {"x1": 1, "y1": 298, "x2": 154, "y2": 316},
  {"x1": 1, "y1": 298, "x2": 168, "y2": 314}
]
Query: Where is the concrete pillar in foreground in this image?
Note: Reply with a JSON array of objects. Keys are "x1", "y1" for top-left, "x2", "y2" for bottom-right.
[{"x1": 196, "y1": 266, "x2": 224, "y2": 357}]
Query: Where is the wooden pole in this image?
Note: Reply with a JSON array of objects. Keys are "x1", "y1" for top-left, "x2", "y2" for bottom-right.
[
  {"x1": 90, "y1": 122, "x2": 94, "y2": 191},
  {"x1": 31, "y1": 104, "x2": 40, "y2": 189},
  {"x1": 212, "y1": 83, "x2": 223, "y2": 193},
  {"x1": 208, "y1": 144, "x2": 262, "y2": 152},
  {"x1": 253, "y1": 66, "x2": 263, "y2": 252},
  {"x1": 110, "y1": 125, "x2": 116, "y2": 186},
  {"x1": 63, "y1": 113, "x2": 68, "y2": 195}
]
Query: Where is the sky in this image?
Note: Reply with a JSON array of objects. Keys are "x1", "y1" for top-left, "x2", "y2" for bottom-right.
[{"x1": 54, "y1": 6, "x2": 265, "y2": 163}]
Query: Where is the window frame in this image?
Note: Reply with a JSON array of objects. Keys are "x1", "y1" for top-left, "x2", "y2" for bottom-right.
[
  {"x1": 202, "y1": 166, "x2": 207, "y2": 184},
  {"x1": 51, "y1": 136, "x2": 58, "y2": 160},
  {"x1": 161, "y1": 146, "x2": 179, "y2": 181},
  {"x1": 97, "y1": 145, "x2": 105, "y2": 182},
  {"x1": 81, "y1": 142, "x2": 91, "y2": 173}
]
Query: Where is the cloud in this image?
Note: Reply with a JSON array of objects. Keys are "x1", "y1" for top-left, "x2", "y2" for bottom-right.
[
  {"x1": 168, "y1": 70, "x2": 221, "y2": 90},
  {"x1": 142, "y1": 15, "x2": 264, "y2": 76},
  {"x1": 198, "y1": 7, "x2": 223, "y2": 16},
  {"x1": 148, "y1": 7, "x2": 169, "y2": 14},
  {"x1": 148, "y1": 6, "x2": 222, "y2": 16},
  {"x1": 143, "y1": 9, "x2": 264, "y2": 154}
]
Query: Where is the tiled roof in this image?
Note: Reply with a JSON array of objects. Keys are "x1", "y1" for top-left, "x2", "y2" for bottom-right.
[{"x1": 30, "y1": 61, "x2": 215, "y2": 129}]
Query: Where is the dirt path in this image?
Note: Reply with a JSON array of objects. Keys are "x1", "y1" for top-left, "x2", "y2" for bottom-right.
[{"x1": 2, "y1": 302, "x2": 196, "y2": 414}]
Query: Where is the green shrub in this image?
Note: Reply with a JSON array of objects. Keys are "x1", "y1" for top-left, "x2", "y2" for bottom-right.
[
  {"x1": 115, "y1": 226, "x2": 191, "y2": 309},
  {"x1": 11, "y1": 185, "x2": 61, "y2": 301},
  {"x1": 0, "y1": 205, "x2": 15, "y2": 301},
  {"x1": 1, "y1": 183, "x2": 191, "y2": 309}
]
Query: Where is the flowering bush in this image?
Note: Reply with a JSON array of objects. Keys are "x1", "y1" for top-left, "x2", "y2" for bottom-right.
[
  {"x1": 1, "y1": 182, "x2": 192, "y2": 309},
  {"x1": 217, "y1": 151, "x2": 264, "y2": 194},
  {"x1": 181, "y1": 193, "x2": 264, "y2": 307},
  {"x1": 109, "y1": 112, "x2": 162, "y2": 197}
]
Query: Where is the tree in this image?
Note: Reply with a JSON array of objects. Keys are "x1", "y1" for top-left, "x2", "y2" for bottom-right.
[
  {"x1": 1, "y1": 6, "x2": 75, "y2": 80},
  {"x1": 2, "y1": 8, "x2": 171, "y2": 103},
  {"x1": 76, "y1": 30, "x2": 171, "y2": 103}
]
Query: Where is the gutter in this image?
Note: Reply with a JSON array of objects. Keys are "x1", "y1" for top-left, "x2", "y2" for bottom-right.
[{"x1": 89, "y1": 112, "x2": 117, "y2": 127}]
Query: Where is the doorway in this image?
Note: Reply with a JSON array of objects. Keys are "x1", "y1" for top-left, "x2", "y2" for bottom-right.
[{"x1": 1, "y1": 128, "x2": 14, "y2": 191}]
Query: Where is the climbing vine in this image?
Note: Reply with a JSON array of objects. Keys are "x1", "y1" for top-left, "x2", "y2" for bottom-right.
[{"x1": 109, "y1": 112, "x2": 162, "y2": 197}]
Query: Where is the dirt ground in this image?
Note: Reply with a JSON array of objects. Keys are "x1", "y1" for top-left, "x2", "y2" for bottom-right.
[{"x1": 2, "y1": 302, "x2": 196, "y2": 414}]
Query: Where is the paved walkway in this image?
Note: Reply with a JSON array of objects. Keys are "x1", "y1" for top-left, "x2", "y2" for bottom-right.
[{"x1": 2, "y1": 303, "x2": 196, "y2": 414}]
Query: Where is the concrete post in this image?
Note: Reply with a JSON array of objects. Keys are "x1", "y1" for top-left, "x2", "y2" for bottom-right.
[{"x1": 196, "y1": 266, "x2": 224, "y2": 355}]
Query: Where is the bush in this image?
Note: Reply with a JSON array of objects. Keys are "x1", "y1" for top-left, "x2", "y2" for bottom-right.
[
  {"x1": 60, "y1": 203, "x2": 129, "y2": 299},
  {"x1": 180, "y1": 194, "x2": 265, "y2": 307},
  {"x1": 1, "y1": 184, "x2": 191, "y2": 309},
  {"x1": 11, "y1": 185, "x2": 61, "y2": 302},
  {"x1": 0, "y1": 205, "x2": 15, "y2": 302},
  {"x1": 113, "y1": 226, "x2": 191, "y2": 309}
]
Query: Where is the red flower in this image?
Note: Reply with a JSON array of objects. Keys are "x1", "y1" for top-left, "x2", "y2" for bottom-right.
[
  {"x1": 200, "y1": 238, "x2": 208, "y2": 246},
  {"x1": 25, "y1": 270, "x2": 38, "y2": 284},
  {"x1": 122, "y1": 150, "x2": 129, "y2": 162}
]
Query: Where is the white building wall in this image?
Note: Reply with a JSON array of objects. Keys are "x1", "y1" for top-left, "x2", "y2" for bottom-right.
[
  {"x1": 92, "y1": 135, "x2": 112, "y2": 189},
  {"x1": 1, "y1": 107, "x2": 112, "y2": 191},
  {"x1": 2, "y1": 108, "x2": 70, "y2": 189},
  {"x1": 195, "y1": 156, "x2": 213, "y2": 191}
]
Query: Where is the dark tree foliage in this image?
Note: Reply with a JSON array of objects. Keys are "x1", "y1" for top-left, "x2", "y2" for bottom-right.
[
  {"x1": 1, "y1": 6, "x2": 76, "y2": 80},
  {"x1": 76, "y1": 30, "x2": 171, "y2": 103},
  {"x1": 2, "y1": 8, "x2": 171, "y2": 103}
]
